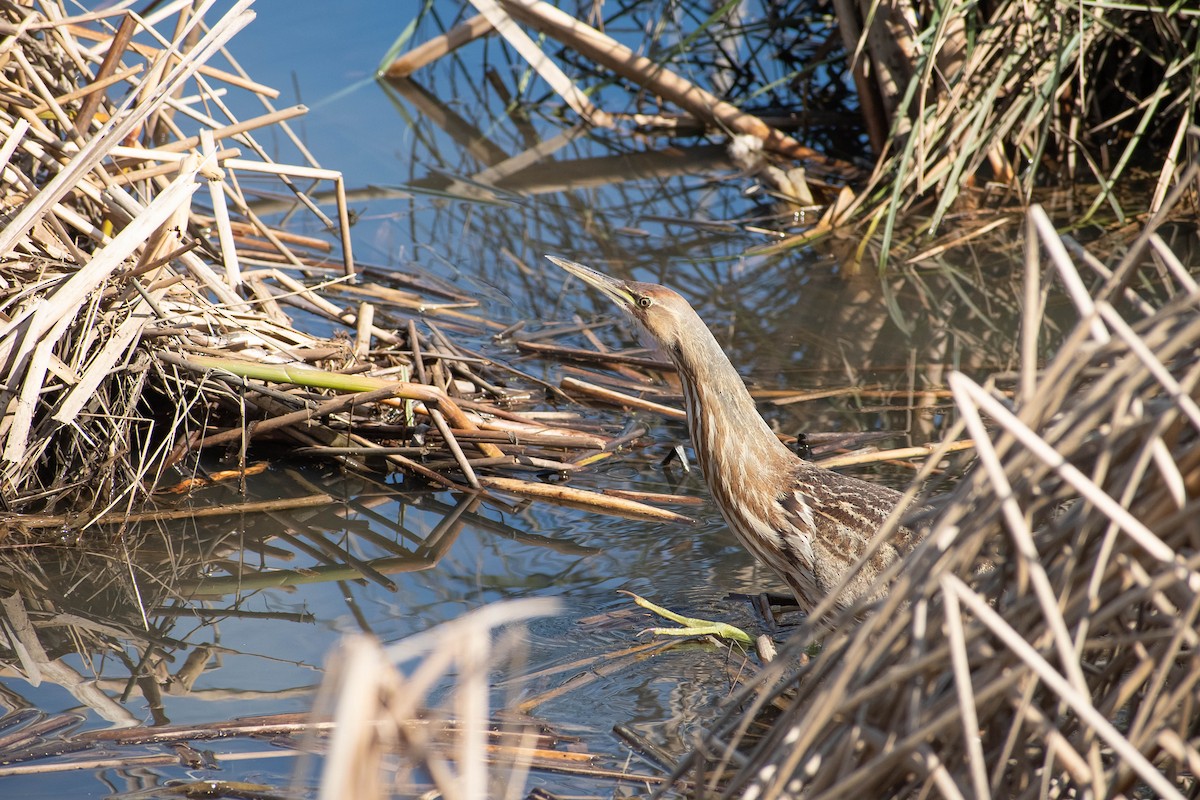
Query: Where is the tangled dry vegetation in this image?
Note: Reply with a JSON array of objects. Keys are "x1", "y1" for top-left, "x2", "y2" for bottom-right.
[
  {"x1": 0, "y1": 0, "x2": 691, "y2": 530},
  {"x1": 669, "y1": 203, "x2": 1200, "y2": 798},
  {"x1": 0, "y1": 0, "x2": 350, "y2": 517},
  {"x1": 384, "y1": 0, "x2": 1199, "y2": 273},
  {"x1": 846, "y1": 0, "x2": 1200, "y2": 233}
]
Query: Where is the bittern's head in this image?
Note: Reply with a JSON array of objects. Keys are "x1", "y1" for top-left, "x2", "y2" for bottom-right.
[{"x1": 547, "y1": 255, "x2": 699, "y2": 361}]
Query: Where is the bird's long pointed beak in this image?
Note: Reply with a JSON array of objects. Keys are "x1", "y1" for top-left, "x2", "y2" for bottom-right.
[{"x1": 546, "y1": 255, "x2": 635, "y2": 308}]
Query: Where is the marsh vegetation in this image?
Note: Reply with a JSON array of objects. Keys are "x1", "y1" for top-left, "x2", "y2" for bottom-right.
[{"x1": 0, "y1": 1, "x2": 1196, "y2": 797}]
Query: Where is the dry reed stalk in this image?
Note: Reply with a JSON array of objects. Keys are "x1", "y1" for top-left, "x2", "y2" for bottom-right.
[
  {"x1": 382, "y1": 13, "x2": 495, "y2": 78},
  {"x1": 466, "y1": 0, "x2": 611, "y2": 128},
  {"x1": 813, "y1": 438, "x2": 976, "y2": 470},
  {"x1": 561, "y1": 375, "x2": 687, "y2": 421},
  {"x1": 676, "y1": 204, "x2": 1200, "y2": 799},
  {"x1": 479, "y1": 475, "x2": 696, "y2": 524},
  {"x1": 308, "y1": 599, "x2": 559, "y2": 799},
  {"x1": 516, "y1": 338, "x2": 675, "y2": 371}
]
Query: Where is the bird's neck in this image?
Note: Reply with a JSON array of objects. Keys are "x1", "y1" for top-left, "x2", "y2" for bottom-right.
[{"x1": 672, "y1": 324, "x2": 797, "y2": 488}]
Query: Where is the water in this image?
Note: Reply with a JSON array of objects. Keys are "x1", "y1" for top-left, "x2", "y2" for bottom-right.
[{"x1": 0, "y1": 2, "x2": 1022, "y2": 796}]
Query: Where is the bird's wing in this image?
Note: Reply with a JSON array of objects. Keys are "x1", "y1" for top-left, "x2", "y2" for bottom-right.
[{"x1": 773, "y1": 468, "x2": 913, "y2": 606}]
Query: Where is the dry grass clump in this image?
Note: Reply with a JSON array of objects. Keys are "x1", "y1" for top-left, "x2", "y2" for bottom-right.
[
  {"x1": 670, "y1": 203, "x2": 1200, "y2": 798},
  {"x1": 0, "y1": 1, "x2": 346, "y2": 515},
  {"x1": 847, "y1": 0, "x2": 1200, "y2": 246},
  {"x1": 0, "y1": 2, "x2": 675, "y2": 530}
]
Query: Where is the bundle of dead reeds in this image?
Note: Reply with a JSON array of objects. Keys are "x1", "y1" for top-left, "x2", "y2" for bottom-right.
[
  {"x1": 845, "y1": 0, "x2": 1199, "y2": 252},
  {"x1": 671, "y1": 205, "x2": 1200, "y2": 797},
  {"x1": 0, "y1": 1, "x2": 697, "y2": 529},
  {"x1": 0, "y1": 0, "x2": 350, "y2": 515}
]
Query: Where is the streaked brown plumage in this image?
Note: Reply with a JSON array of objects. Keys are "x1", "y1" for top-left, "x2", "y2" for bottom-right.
[{"x1": 549, "y1": 255, "x2": 918, "y2": 613}]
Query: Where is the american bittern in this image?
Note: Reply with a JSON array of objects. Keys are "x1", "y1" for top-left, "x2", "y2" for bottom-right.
[{"x1": 549, "y1": 255, "x2": 919, "y2": 619}]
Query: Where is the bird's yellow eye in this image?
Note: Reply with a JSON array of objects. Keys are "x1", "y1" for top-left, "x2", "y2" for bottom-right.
[{"x1": 636, "y1": 296, "x2": 652, "y2": 309}]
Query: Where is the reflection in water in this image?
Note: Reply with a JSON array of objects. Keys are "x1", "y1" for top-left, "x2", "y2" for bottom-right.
[
  {"x1": 0, "y1": 474, "x2": 604, "y2": 786},
  {"x1": 0, "y1": 452, "x2": 774, "y2": 794}
]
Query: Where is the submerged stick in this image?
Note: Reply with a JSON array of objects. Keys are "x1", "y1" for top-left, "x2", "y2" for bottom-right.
[
  {"x1": 0, "y1": 493, "x2": 336, "y2": 532},
  {"x1": 382, "y1": 14, "x2": 495, "y2": 78},
  {"x1": 480, "y1": 476, "x2": 695, "y2": 523}
]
